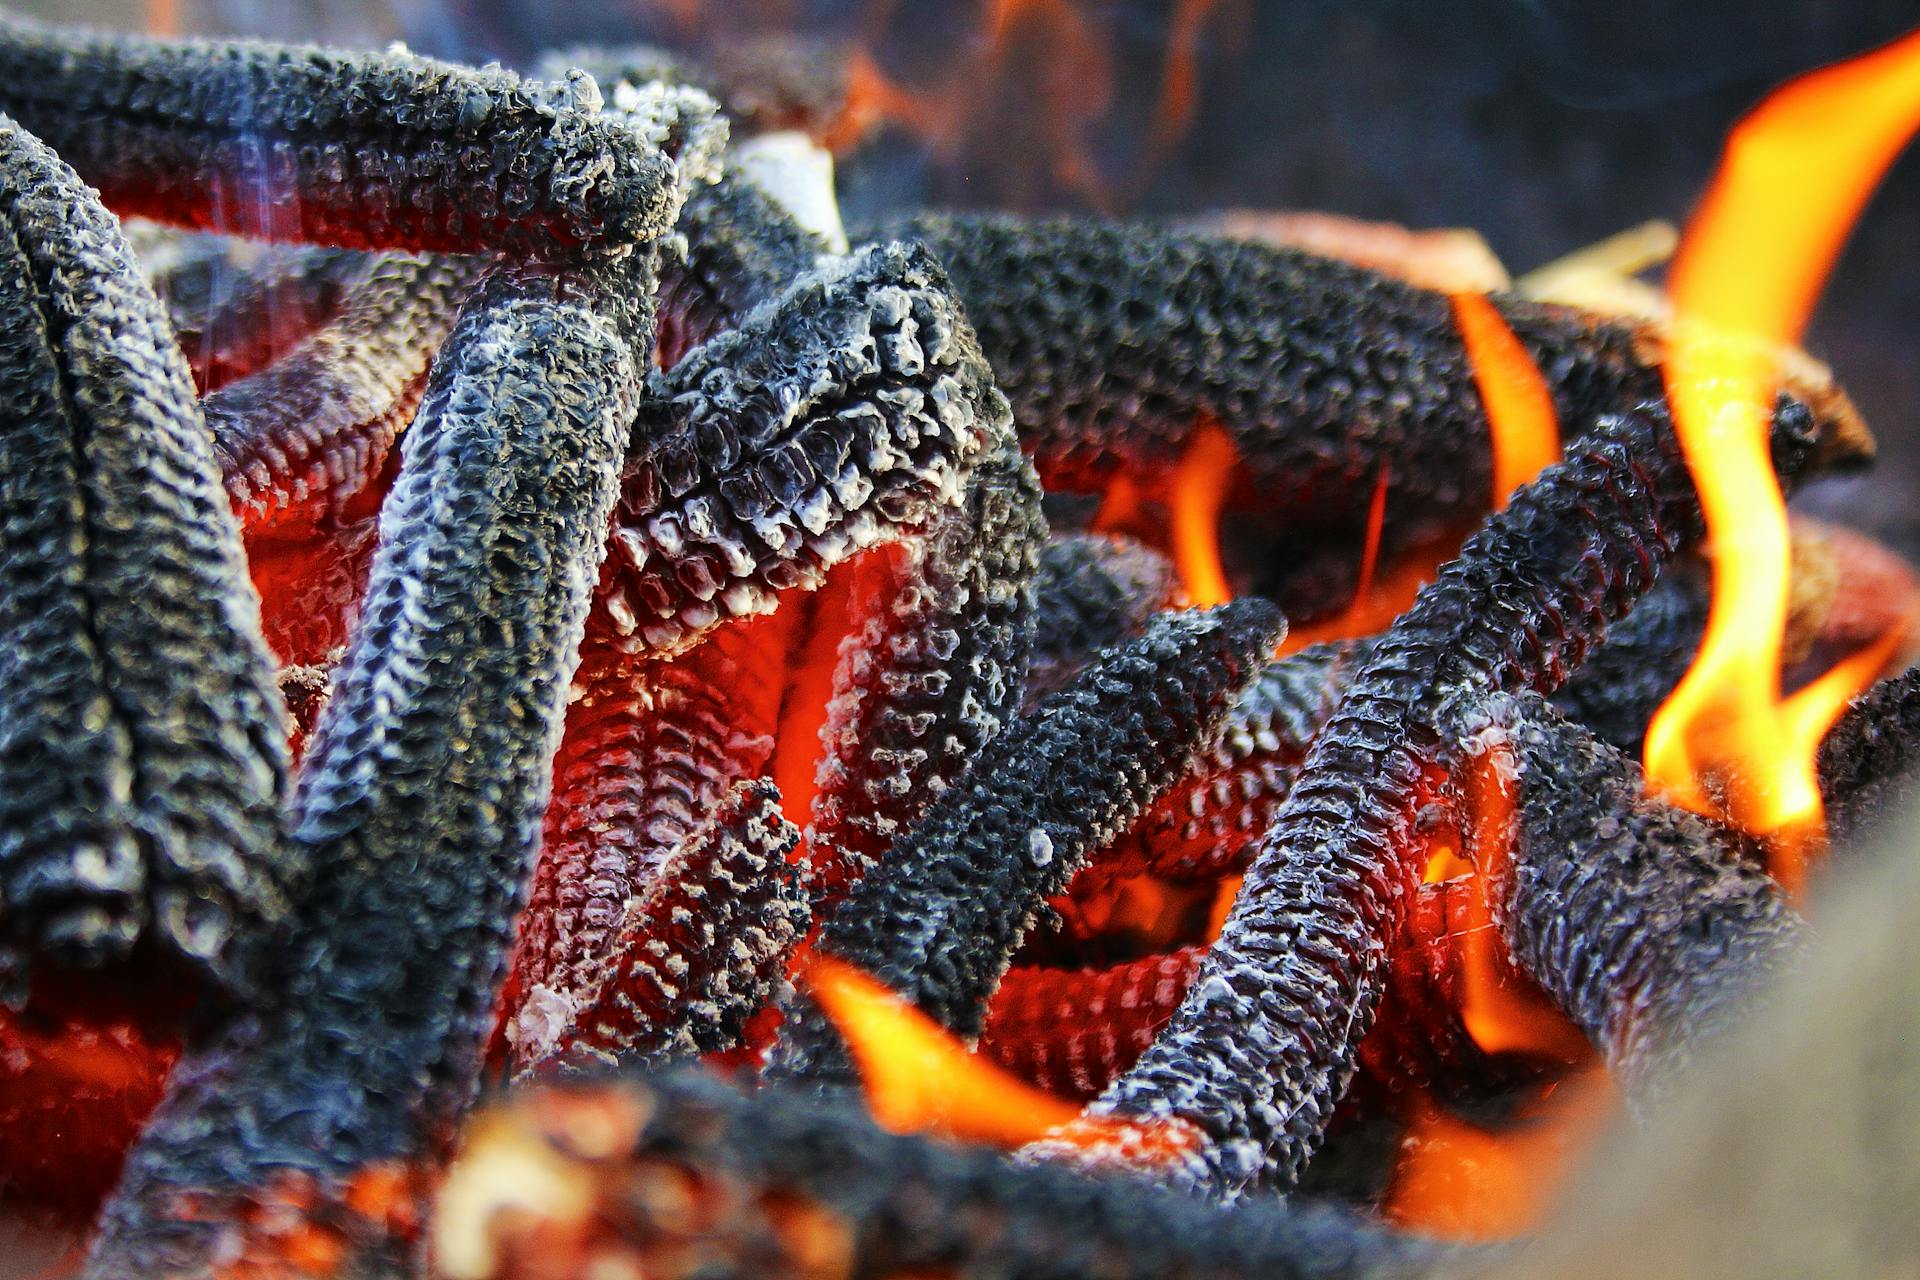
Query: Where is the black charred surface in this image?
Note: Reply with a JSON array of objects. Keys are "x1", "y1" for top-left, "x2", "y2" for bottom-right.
[
  {"x1": 83, "y1": 250, "x2": 656, "y2": 1277},
  {"x1": 806, "y1": 431, "x2": 1046, "y2": 900},
  {"x1": 206, "y1": 251, "x2": 486, "y2": 528},
  {"x1": 1819, "y1": 664, "x2": 1920, "y2": 849},
  {"x1": 470, "y1": 1071, "x2": 1461, "y2": 1280},
  {"x1": 1059, "y1": 399, "x2": 1838, "y2": 1198},
  {"x1": 872, "y1": 213, "x2": 1679, "y2": 541},
  {"x1": 606, "y1": 241, "x2": 1002, "y2": 655},
  {"x1": 1553, "y1": 559, "x2": 1710, "y2": 756},
  {"x1": 1447, "y1": 691, "x2": 1806, "y2": 1108},
  {"x1": 661, "y1": 174, "x2": 827, "y2": 363},
  {"x1": 148, "y1": 238, "x2": 364, "y2": 393},
  {"x1": 1101, "y1": 640, "x2": 1371, "y2": 883},
  {"x1": 0, "y1": 13, "x2": 686, "y2": 256},
  {"x1": 0, "y1": 115, "x2": 288, "y2": 1013},
  {"x1": 564, "y1": 780, "x2": 812, "y2": 1067},
  {"x1": 772, "y1": 600, "x2": 1284, "y2": 1084},
  {"x1": 1026, "y1": 533, "x2": 1175, "y2": 704}
]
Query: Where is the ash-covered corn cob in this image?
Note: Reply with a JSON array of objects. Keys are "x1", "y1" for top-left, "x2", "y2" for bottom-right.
[
  {"x1": 0, "y1": 114, "x2": 289, "y2": 1016},
  {"x1": 0, "y1": 12, "x2": 689, "y2": 257},
  {"x1": 1026, "y1": 532, "x2": 1175, "y2": 703},
  {"x1": 149, "y1": 237, "x2": 364, "y2": 392}
]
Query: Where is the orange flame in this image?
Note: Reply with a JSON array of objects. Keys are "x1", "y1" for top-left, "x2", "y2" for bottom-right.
[
  {"x1": 1449, "y1": 746, "x2": 1592, "y2": 1063},
  {"x1": 806, "y1": 957, "x2": 1196, "y2": 1160},
  {"x1": 1450, "y1": 291, "x2": 1563, "y2": 508},
  {"x1": 1383, "y1": 1072, "x2": 1615, "y2": 1241},
  {"x1": 1643, "y1": 27, "x2": 1920, "y2": 895},
  {"x1": 1168, "y1": 417, "x2": 1239, "y2": 607}
]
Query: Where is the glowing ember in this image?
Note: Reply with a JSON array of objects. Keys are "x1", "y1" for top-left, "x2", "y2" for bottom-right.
[
  {"x1": 1450, "y1": 291, "x2": 1562, "y2": 508},
  {"x1": 1644, "y1": 27, "x2": 1920, "y2": 894}
]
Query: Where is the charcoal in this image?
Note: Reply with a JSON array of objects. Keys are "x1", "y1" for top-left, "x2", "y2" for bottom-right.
[
  {"x1": 1441, "y1": 691, "x2": 1806, "y2": 1108},
  {"x1": 440, "y1": 1070, "x2": 1464, "y2": 1280},
  {"x1": 82, "y1": 249, "x2": 658, "y2": 1276},
  {"x1": 148, "y1": 238, "x2": 365, "y2": 392},
  {"x1": 1045, "y1": 397, "x2": 1852, "y2": 1198},
  {"x1": 561, "y1": 780, "x2": 812, "y2": 1067},
  {"x1": 205, "y1": 251, "x2": 486, "y2": 529},
  {"x1": 1026, "y1": 532, "x2": 1176, "y2": 703},
  {"x1": 0, "y1": 114, "x2": 289, "y2": 1013},
  {"x1": 1818, "y1": 664, "x2": 1920, "y2": 848},
  {"x1": 770, "y1": 599, "x2": 1284, "y2": 1082},
  {"x1": 0, "y1": 12, "x2": 690, "y2": 256},
  {"x1": 1552, "y1": 559, "x2": 1711, "y2": 755}
]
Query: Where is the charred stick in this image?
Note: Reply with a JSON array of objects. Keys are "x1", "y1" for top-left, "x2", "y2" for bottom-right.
[
  {"x1": 770, "y1": 600, "x2": 1284, "y2": 1083},
  {"x1": 148, "y1": 237, "x2": 365, "y2": 392},
  {"x1": 504, "y1": 611, "x2": 787, "y2": 1064},
  {"x1": 207, "y1": 251, "x2": 486, "y2": 529},
  {"x1": 1818, "y1": 664, "x2": 1920, "y2": 849},
  {"x1": 0, "y1": 115, "x2": 288, "y2": 1016},
  {"x1": 1047, "y1": 398, "x2": 1846, "y2": 1197},
  {"x1": 980, "y1": 947, "x2": 1206, "y2": 1100},
  {"x1": 874, "y1": 214, "x2": 1869, "y2": 544},
  {"x1": 439, "y1": 1070, "x2": 1461, "y2": 1280},
  {"x1": 1443, "y1": 691, "x2": 1806, "y2": 1108},
  {"x1": 560, "y1": 780, "x2": 811, "y2": 1068},
  {"x1": 0, "y1": 13, "x2": 690, "y2": 256},
  {"x1": 804, "y1": 432, "x2": 1046, "y2": 900},
  {"x1": 1550, "y1": 559, "x2": 1709, "y2": 756},
  {"x1": 248, "y1": 512, "x2": 381, "y2": 667},
  {"x1": 83, "y1": 249, "x2": 658, "y2": 1277},
  {"x1": 604, "y1": 241, "x2": 1003, "y2": 656},
  {"x1": 1025, "y1": 532, "x2": 1175, "y2": 704}
]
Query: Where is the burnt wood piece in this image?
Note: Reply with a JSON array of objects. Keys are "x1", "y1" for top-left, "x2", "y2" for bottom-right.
[
  {"x1": 770, "y1": 600, "x2": 1285, "y2": 1083},
  {"x1": 206, "y1": 251, "x2": 486, "y2": 529},
  {"x1": 148, "y1": 238, "x2": 365, "y2": 392},
  {"x1": 1818, "y1": 664, "x2": 1920, "y2": 848},
  {"x1": 447, "y1": 1070, "x2": 1463, "y2": 1280},
  {"x1": 83, "y1": 247, "x2": 660, "y2": 1277},
  {"x1": 604, "y1": 241, "x2": 1006, "y2": 656},
  {"x1": 0, "y1": 13, "x2": 687, "y2": 256},
  {"x1": 0, "y1": 114, "x2": 288, "y2": 1014},
  {"x1": 1026, "y1": 532, "x2": 1175, "y2": 704},
  {"x1": 561, "y1": 780, "x2": 811, "y2": 1067},
  {"x1": 1047, "y1": 398, "x2": 1848, "y2": 1198},
  {"x1": 1551, "y1": 559, "x2": 1710, "y2": 756},
  {"x1": 1445, "y1": 691, "x2": 1806, "y2": 1108},
  {"x1": 872, "y1": 213, "x2": 1869, "y2": 543}
]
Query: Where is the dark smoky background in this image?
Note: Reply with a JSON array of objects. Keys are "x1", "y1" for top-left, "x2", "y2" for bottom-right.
[{"x1": 21, "y1": 0, "x2": 1920, "y2": 550}]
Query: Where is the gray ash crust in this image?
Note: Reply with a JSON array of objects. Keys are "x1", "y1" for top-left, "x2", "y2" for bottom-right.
[
  {"x1": 1442, "y1": 691, "x2": 1806, "y2": 1109},
  {"x1": 1048, "y1": 398, "x2": 1841, "y2": 1199},
  {"x1": 145, "y1": 235, "x2": 366, "y2": 392},
  {"x1": 206, "y1": 251, "x2": 488, "y2": 529},
  {"x1": 1818, "y1": 663, "x2": 1920, "y2": 848},
  {"x1": 491, "y1": 1069, "x2": 1468, "y2": 1280},
  {"x1": 534, "y1": 37, "x2": 857, "y2": 141},
  {"x1": 0, "y1": 113, "x2": 289, "y2": 1014},
  {"x1": 561, "y1": 778, "x2": 811, "y2": 1068},
  {"x1": 1026, "y1": 532, "x2": 1176, "y2": 705},
  {"x1": 0, "y1": 12, "x2": 687, "y2": 256},
  {"x1": 866, "y1": 213, "x2": 1675, "y2": 545},
  {"x1": 605, "y1": 239, "x2": 1008, "y2": 655},
  {"x1": 769, "y1": 599, "x2": 1285, "y2": 1084},
  {"x1": 82, "y1": 246, "x2": 661, "y2": 1276}
]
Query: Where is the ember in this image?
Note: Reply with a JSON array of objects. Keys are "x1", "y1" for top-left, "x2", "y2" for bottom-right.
[{"x1": 0, "y1": 6, "x2": 1917, "y2": 1279}]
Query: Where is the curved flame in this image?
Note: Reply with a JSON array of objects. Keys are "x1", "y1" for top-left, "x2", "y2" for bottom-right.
[
  {"x1": 1450, "y1": 291, "x2": 1563, "y2": 508},
  {"x1": 1643, "y1": 26, "x2": 1920, "y2": 896}
]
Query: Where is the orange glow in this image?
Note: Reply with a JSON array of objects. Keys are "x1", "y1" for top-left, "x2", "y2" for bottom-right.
[
  {"x1": 1452, "y1": 745, "x2": 1594, "y2": 1062},
  {"x1": 1450, "y1": 291, "x2": 1562, "y2": 508},
  {"x1": 807, "y1": 957, "x2": 1196, "y2": 1160},
  {"x1": 1167, "y1": 418, "x2": 1239, "y2": 606},
  {"x1": 1277, "y1": 537, "x2": 1451, "y2": 655},
  {"x1": 1645, "y1": 28, "x2": 1920, "y2": 888},
  {"x1": 1205, "y1": 874, "x2": 1243, "y2": 940},
  {"x1": 144, "y1": 0, "x2": 181, "y2": 37},
  {"x1": 1383, "y1": 1072, "x2": 1616, "y2": 1241}
]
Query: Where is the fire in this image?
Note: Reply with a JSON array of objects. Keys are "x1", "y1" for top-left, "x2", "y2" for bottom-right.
[
  {"x1": 1383, "y1": 1072, "x2": 1615, "y2": 1241},
  {"x1": 1643, "y1": 27, "x2": 1920, "y2": 894},
  {"x1": 1450, "y1": 291, "x2": 1562, "y2": 508},
  {"x1": 806, "y1": 957, "x2": 1195, "y2": 1160},
  {"x1": 1167, "y1": 417, "x2": 1239, "y2": 607}
]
